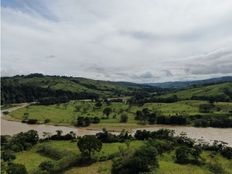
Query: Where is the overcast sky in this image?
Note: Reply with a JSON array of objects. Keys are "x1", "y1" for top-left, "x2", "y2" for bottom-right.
[{"x1": 1, "y1": 0, "x2": 232, "y2": 82}]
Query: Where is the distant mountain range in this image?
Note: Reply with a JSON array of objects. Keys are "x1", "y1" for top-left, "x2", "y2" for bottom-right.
[{"x1": 145, "y1": 76, "x2": 232, "y2": 89}]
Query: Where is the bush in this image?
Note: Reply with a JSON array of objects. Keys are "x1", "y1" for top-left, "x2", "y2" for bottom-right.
[
  {"x1": 112, "y1": 144, "x2": 158, "y2": 174},
  {"x1": 199, "y1": 103, "x2": 214, "y2": 113},
  {"x1": 27, "y1": 119, "x2": 38, "y2": 124},
  {"x1": 208, "y1": 162, "x2": 227, "y2": 174},
  {"x1": 194, "y1": 119, "x2": 209, "y2": 127},
  {"x1": 53, "y1": 154, "x2": 79, "y2": 172},
  {"x1": 220, "y1": 147, "x2": 232, "y2": 159},
  {"x1": 175, "y1": 146, "x2": 201, "y2": 164},
  {"x1": 76, "y1": 116, "x2": 100, "y2": 127},
  {"x1": 2, "y1": 111, "x2": 9, "y2": 115},
  {"x1": 39, "y1": 161, "x2": 54, "y2": 172},
  {"x1": 44, "y1": 119, "x2": 50, "y2": 124},
  {"x1": 120, "y1": 114, "x2": 128, "y2": 123},
  {"x1": 7, "y1": 163, "x2": 28, "y2": 174},
  {"x1": 37, "y1": 145, "x2": 63, "y2": 160},
  {"x1": 1, "y1": 150, "x2": 16, "y2": 161},
  {"x1": 92, "y1": 117, "x2": 100, "y2": 123}
]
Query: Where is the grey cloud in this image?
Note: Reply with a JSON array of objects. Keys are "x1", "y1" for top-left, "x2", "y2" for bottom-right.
[
  {"x1": 45, "y1": 55, "x2": 56, "y2": 59},
  {"x1": 2, "y1": 0, "x2": 232, "y2": 82},
  {"x1": 162, "y1": 70, "x2": 173, "y2": 77}
]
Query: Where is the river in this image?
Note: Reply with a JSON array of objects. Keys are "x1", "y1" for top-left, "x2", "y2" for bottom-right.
[{"x1": 1, "y1": 104, "x2": 232, "y2": 146}]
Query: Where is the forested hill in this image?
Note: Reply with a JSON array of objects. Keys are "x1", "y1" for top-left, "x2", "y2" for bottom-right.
[{"x1": 1, "y1": 73, "x2": 158, "y2": 104}]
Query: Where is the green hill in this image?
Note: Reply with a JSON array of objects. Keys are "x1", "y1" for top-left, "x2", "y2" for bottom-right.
[
  {"x1": 161, "y1": 82, "x2": 232, "y2": 101},
  {"x1": 1, "y1": 73, "x2": 155, "y2": 104}
]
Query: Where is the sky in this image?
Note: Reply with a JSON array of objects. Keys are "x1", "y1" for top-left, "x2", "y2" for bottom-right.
[{"x1": 1, "y1": 0, "x2": 232, "y2": 83}]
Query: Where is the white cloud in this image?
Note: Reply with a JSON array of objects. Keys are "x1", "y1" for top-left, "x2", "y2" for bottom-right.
[{"x1": 1, "y1": 0, "x2": 232, "y2": 82}]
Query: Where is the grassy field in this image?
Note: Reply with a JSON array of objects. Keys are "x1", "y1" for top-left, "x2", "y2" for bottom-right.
[
  {"x1": 14, "y1": 148, "x2": 53, "y2": 173},
  {"x1": 9, "y1": 100, "x2": 232, "y2": 128}
]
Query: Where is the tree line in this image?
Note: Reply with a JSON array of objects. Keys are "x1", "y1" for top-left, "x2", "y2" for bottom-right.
[{"x1": 1, "y1": 83, "x2": 99, "y2": 104}]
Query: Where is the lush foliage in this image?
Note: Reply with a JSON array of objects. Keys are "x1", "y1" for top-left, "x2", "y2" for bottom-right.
[{"x1": 77, "y1": 135, "x2": 102, "y2": 159}]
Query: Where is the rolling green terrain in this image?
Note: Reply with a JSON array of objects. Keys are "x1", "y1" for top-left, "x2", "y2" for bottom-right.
[
  {"x1": 12, "y1": 140, "x2": 232, "y2": 174},
  {"x1": 161, "y1": 82, "x2": 232, "y2": 101}
]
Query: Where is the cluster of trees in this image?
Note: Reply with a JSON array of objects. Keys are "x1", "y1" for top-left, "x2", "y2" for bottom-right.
[
  {"x1": 134, "y1": 129, "x2": 175, "y2": 140},
  {"x1": 43, "y1": 130, "x2": 76, "y2": 140},
  {"x1": 1, "y1": 130, "x2": 39, "y2": 174},
  {"x1": 96, "y1": 129, "x2": 131, "y2": 143},
  {"x1": 135, "y1": 108, "x2": 187, "y2": 125},
  {"x1": 194, "y1": 118, "x2": 232, "y2": 128},
  {"x1": 1, "y1": 130, "x2": 39, "y2": 152},
  {"x1": 75, "y1": 116, "x2": 100, "y2": 127}
]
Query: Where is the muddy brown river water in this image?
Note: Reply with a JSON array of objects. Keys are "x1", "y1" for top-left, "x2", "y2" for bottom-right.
[{"x1": 1, "y1": 105, "x2": 232, "y2": 146}]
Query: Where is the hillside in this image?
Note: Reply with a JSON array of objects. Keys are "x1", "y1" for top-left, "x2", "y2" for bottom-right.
[
  {"x1": 1, "y1": 73, "x2": 157, "y2": 104},
  {"x1": 148, "y1": 76, "x2": 232, "y2": 89},
  {"x1": 160, "y1": 82, "x2": 232, "y2": 101}
]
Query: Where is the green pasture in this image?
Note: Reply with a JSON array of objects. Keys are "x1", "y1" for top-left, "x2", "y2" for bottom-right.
[{"x1": 9, "y1": 100, "x2": 232, "y2": 128}]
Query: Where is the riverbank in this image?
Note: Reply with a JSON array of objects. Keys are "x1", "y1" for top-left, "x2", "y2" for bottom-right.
[{"x1": 1, "y1": 104, "x2": 232, "y2": 146}]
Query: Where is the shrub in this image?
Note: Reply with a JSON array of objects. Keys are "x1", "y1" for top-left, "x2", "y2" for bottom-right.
[
  {"x1": 220, "y1": 146, "x2": 232, "y2": 159},
  {"x1": 175, "y1": 146, "x2": 201, "y2": 164},
  {"x1": 39, "y1": 161, "x2": 54, "y2": 172},
  {"x1": 92, "y1": 117, "x2": 100, "y2": 123},
  {"x1": 44, "y1": 119, "x2": 50, "y2": 124},
  {"x1": 194, "y1": 119, "x2": 209, "y2": 127},
  {"x1": 120, "y1": 113, "x2": 128, "y2": 123},
  {"x1": 27, "y1": 119, "x2": 38, "y2": 124},
  {"x1": 208, "y1": 162, "x2": 227, "y2": 174},
  {"x1": 37, "y1": 145, "x2": 63, "y2": 160},
  {"x1": 1, "y1": 150, "x2": 16, "y2": 161},
  {"x1": 6, "y1": 163, "x2": 28, "y2": 174},
  {"x1": 2, "y1": 111, "x2": 9, "y2": 115},
  {"x1": 112, "y1": 144, "x2": 158, "y2": 174}
]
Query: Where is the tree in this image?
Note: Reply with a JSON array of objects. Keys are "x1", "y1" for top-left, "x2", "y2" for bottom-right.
[
  {"x1": 120, "y1": 113, "x2": 128, "y2": 123},
  {"x1": 6, "y1": 163, "x2": 28, "y2": 174},
  {"x1": 77, "y1": 135, "x2": 102, "y2": 159},
  {"x1": 103, "y1": 107, "x2": 112, "y2": 118}
]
